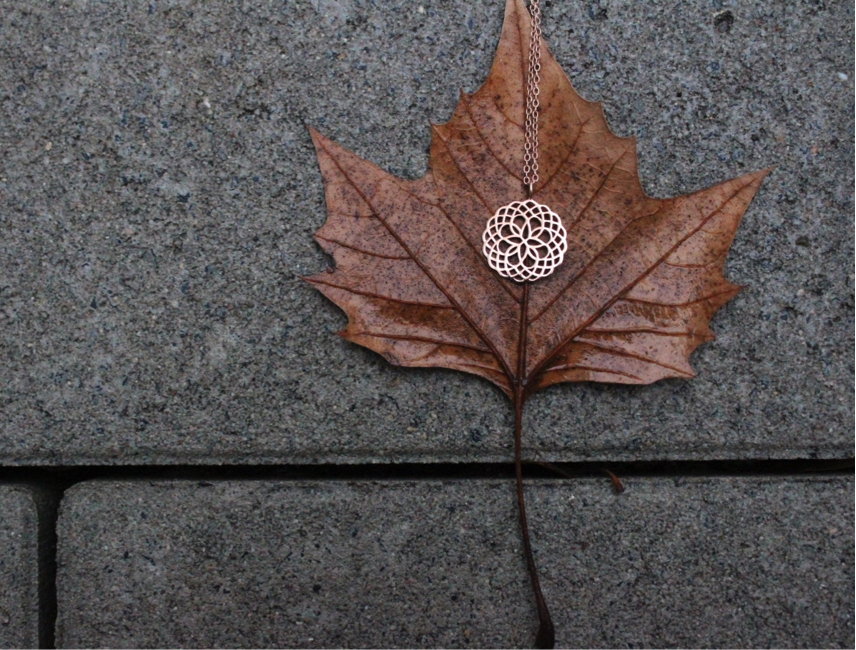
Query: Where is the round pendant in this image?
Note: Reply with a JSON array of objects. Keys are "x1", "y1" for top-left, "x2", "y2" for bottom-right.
[{"x1": 482, "y1": 199, "x2": 567, "y2": 282}]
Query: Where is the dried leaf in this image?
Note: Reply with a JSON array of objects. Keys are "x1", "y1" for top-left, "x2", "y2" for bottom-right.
[
  {"x1": 304, "y1": 0, "x2": 769, "y2": 646},
  {"x1": 306, "y1": 0, "x2": 767, "y2": 401}
]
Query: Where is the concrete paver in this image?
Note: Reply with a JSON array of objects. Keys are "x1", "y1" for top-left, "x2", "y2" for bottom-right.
[
  {"x1": 57, "y1": 477, "x2": 854, "y2": 648},
  {"x1": 0, "y1": 485, "x2": 39, "y2": 649},
  {"x1": 0, "y1": 1, "x2": 852, "y2": 465}
]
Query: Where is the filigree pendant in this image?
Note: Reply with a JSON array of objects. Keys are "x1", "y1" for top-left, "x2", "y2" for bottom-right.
[{"x1": 482, "y1": 199, "x2": 567, "y2": 282}]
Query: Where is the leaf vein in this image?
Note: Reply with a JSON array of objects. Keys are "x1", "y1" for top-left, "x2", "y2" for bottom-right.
[
  {"x1": 572, "y1": 340, "x2": 693, "y2": 376},
  {"x1": 307, "y1": 277, "x2": 454, "y2": 310},
  {"x1": 360, "y1": 331, "x2": 491, "y2": 354},
  {"x1": 317, "y1": 235, "x2": 411, "y2": 260},
  {"x1": 544, "y1": 363, "x2": 643, "y2": 382}
]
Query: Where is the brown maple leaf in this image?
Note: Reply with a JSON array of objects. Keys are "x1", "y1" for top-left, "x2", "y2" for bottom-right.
[{"x1": 305, "y1": 0, "x2": 768, "y2": 646}]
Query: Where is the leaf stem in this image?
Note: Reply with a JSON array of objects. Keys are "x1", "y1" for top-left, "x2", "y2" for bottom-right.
[{"x1": 515, "y1": 282, "x2": 555, "y2": 649}]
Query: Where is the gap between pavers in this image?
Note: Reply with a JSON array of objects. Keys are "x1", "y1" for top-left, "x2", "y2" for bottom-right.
[
  {"x1": 56, "y1": 476, "x2": 854, "y2": 648},
  {"x1": 0, "y1": 485, "x2": 40, "y2": 650}
]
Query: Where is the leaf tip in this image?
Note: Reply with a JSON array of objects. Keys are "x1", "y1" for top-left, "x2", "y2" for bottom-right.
[
  {"x1": 508, "y1": 0, "x2": 529, "y2": 23},
  {"x1": 746, "y1": 166, "x2": 774, "y2": 187},
  {"x1": 722, "y1": 283, "x2": 745, "y2": 302},
  {"x1": 306, "y1": 125, "x2": 330, "y2": 151}
]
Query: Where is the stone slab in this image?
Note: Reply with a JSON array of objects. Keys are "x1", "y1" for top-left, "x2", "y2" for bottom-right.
[
  {"x1": 0, "y1": 485, "x2": 39, "y2": 649},
  {"x1": 1, "y1": 1, "x2": 852, "y2": 465},
  {"x1": 56, "y1": 477, "x2": 854, "y2": 648}
]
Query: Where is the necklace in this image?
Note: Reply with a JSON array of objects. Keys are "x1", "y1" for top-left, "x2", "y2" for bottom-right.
[{"x1": 482, "y1": 0, "x2": 567, "y2": 283}]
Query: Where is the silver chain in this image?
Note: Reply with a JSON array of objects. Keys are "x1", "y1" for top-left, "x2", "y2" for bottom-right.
[{"x1": 523, "y1": 0, "x2": 542, "y2": 195}]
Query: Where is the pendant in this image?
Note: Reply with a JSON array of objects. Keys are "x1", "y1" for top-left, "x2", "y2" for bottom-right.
[{"x1": 482, "y1": 199, "x2": 567, "y2": 282}]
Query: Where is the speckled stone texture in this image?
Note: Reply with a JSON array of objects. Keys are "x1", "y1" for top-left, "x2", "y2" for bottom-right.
[
  {"x1": 0, "y1": 1, "x2": 853, "y2": 466},
  {"x1": 0, "y1": 486, "x2": 39, "y2": 650},
  {"x1": 56, "y1": 477, "x2": 853, "y2": 648}
]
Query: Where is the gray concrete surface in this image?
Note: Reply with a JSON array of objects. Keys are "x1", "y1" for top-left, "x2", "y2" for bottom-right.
[
  {"x1": 0, "y1": 486, "x2": 39, "y2": 649},
  {"x1": 56, "y1": 477, "x2": 853, "y2": 648},
  {"x1": 1, "y1": 1, "x2": 853, "y2": 466}
]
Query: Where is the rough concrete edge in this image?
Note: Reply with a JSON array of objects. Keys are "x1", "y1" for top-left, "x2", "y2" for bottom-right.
[{"x1": 0, "y1": 485, "x2": 42, "y2": 649}]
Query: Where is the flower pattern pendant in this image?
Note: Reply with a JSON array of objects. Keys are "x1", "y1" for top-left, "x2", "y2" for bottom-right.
[{"x1": 482, "y1": 199, "x2": 567, "y2": 282}]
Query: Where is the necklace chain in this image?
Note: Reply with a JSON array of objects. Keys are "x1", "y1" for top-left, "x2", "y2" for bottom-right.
[
  {"x1": 523, "y1": 0, "x2": 542, "y2": 195},
  {"x1": 483, "y1": 0, "x2": 567, "y2": 282}
]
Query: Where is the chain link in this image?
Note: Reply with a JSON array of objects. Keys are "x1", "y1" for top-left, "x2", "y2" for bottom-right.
[{"x1": 522, "y1": 0, "x2": 542, "y2": 195}]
